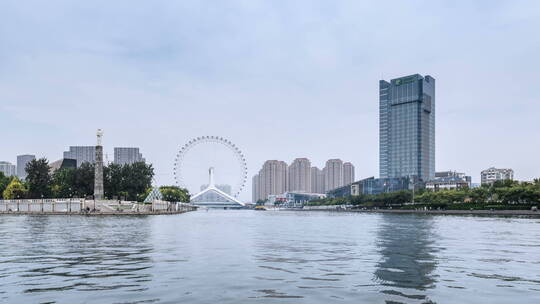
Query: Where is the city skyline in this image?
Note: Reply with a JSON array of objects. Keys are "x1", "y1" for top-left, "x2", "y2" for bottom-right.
[
  {"x1": 1, "y1": 1, "x2": 540, "y2": 202},
  {"x1": 252, "y1": 157, "x2": 355, "y2": 202}
]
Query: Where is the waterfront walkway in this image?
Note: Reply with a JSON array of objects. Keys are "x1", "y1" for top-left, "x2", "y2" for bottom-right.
[{"x1": 0, "y1": 199, "x2": 197, "y2": 215}]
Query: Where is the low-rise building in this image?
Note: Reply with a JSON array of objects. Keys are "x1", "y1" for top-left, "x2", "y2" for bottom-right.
[
  {"x1": 267, "y1": 192, "x2": 326, "y2": 208},
  {"x1": 49, "y1": 159, "x2": 77, "y2": 174},
  {"x1": 436, "y1": 171, "x2": 471, "y2": 186},
  {"x1": 327, "y1": 176, "x2": 417, "y2": 198},
  {"x1": 426, "y1": 177, "x2": 469, "y2": 191},
  {"x1": 481, "y1": 167, "x2": 514, "y2": 185}
]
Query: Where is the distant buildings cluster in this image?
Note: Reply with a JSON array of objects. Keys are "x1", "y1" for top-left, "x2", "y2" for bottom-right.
[
  {"x1": 63, "y1": 146, "x2": 145, "y2": 167},
  {"x1": 0, "y1": 146, "x2": 146, "y2": 180},
  {"x1": 252, "y1": 158, "x2": 355, "y2": 203},
  {"x1": 0, "y1": 155, "x2": 35, "y2": 180},
  {"x1": 253, "y1": 73, "x2": 518, "y2": 204}
]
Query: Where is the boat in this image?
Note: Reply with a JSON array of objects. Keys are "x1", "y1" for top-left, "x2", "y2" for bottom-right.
[{"x1": 254, "y1": 205, "x2": 267, "y2": 211}]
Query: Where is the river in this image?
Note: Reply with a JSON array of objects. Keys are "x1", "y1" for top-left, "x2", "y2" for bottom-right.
[{"x1": 0, "y1": 210, "x2": 539, "y2": 303}]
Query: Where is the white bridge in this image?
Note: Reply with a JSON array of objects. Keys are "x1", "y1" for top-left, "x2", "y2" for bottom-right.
[{"x1": 190, "y1": 167, "x2": 245, "y2": 209}]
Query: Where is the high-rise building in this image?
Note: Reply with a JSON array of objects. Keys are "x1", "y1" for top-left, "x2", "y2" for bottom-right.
[
  {"x1": 252, "y1": 174, "x2": 260, "y2": 203},
  {"x1": 343, "y1": 162, "x2": 355, "y2": 185},
  {"x1": 288, "y1": 158, "x2": 311, "y2": 193},
  {"x1": 481, "y1": 167, "x2": 514, "y2": 185},
  {"x1": 379, "y1": 74, "x2": 435, "y2": 182},
  {"x1": 63, "y1": 146, "x2": 96, "y2": 167},
  {"x1": 17, "y1": 154, "x2": 35, "y2": 180},
  {"x1": 114, "y1": 147, "x2": 145, "y2": 165},
  {"x1": 253, "y1": 160, "x2": 288, "y2": 202},
  {"x1": 0, "y1": 161, "x2": 16, "y2": 177},
  {"x1": 310, "y1": 167, "x2": 325, "y2": 194},
  {"x1": 324, "y1": 159, "x2": 343, "y2": 191}
]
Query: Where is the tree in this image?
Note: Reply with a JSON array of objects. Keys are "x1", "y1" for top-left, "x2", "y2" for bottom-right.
[
  {"x1": 51, "y1": 168, "x2": 77, "y2": 198},
  {"x1": 104, "y1": 163, "x2": 123, "y2": 199},
  {"x1": 159, "y1": 186, "x2": 190, "y2": 203},
  {"x1": 25, "y1": 158, "x2": 52, "y2": 199},
  {"x1": 74, "y1": 162, "x2": 95, "y2": 198},
  {"x1": 121, "y1": 162, "x2": 154, "y2": 201},
  {"x1": 3, "y1": 178, "x2": 28, "y2": 199},
  {"x1": 0, "y1": 172, "x2": 12, "y2": 199},
  {"x1": 469, "y1": 187, "x2": 489, "y2": 204}
]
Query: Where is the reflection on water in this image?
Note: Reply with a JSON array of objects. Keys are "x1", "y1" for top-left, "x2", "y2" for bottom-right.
[
  {"x1": 375, "y1": 214, "x2": 439, "y2": 303},
  {"x1": 0, "y1": 211, "x2": 539, "y2": 303}
]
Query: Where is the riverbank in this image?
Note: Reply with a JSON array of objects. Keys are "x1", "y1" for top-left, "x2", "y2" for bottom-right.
[
  {"x1": 0, "y1": 199, "x2": 197, "y2": 215},
  {"x1": 0, "y1": 210, "x2": 192, "y2": 216},
  {"x1": 300, "y1": 206, "x2": 540, "y2": 217}
]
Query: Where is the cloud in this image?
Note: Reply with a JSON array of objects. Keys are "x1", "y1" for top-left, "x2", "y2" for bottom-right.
[{"x1": 1, "y1": 0, "x2": 539, "y2": 200}]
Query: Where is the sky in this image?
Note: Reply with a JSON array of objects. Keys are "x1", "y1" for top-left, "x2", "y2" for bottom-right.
[{"x1": 1, "y1": 0, "x2": 539, "y2": 201}]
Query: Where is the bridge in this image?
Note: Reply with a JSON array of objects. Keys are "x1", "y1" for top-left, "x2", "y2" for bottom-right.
[{"x1": 190, "y1": 168, "x2": 245, "y2": 209}]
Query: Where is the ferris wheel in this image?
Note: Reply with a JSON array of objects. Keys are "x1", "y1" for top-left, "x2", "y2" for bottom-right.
[{"x1": 173, "y1": 136, "x2": 248, "y2": 198}]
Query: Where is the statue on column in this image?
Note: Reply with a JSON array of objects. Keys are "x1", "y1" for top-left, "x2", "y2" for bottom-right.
[{"x1": 94, "y1": 129, "x2": 105, "y2": 200}]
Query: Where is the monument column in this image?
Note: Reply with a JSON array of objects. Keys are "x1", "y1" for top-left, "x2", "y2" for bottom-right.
[{"x1": 94, "y1": 129, "x2": 104, "y2": 200}]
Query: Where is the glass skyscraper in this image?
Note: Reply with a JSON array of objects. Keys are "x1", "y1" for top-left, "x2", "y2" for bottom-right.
[{"x1": 379, "y1": 74, "x2": 435, "y2": 182}]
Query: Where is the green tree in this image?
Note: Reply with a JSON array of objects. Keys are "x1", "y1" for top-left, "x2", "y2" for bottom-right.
[
  {"x1": 469, "y1": 187, "x2": 489, "y2": 203},
  {"x1": 0, "y1": 172, "x2": 12, "y2": 199},
  {"x1": 159, "y1": 186, "x2": 190, "y2": 203},
  {"x1": 3, "y1": 178, "x2": 28, "y2": 199},
  {"x1": 51, "y1": 168, "x2": 77, "y2": 198},
  {"x1": 104, "y1": 163, "x2": 124, "y2": 199},
  {"x1": 25, "y1": 158, "x2": 52, "y2": 199},
  {"x1": 74, "y1": 162, "x2": 95, "y2": 198},
  {"x1": 121, "y1": 162, "x2": 154, "y2": 201}
]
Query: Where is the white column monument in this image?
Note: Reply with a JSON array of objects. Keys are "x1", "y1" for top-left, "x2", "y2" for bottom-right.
[{"x1": 94, "y1": 129, "x2": 104, "y2": 200}]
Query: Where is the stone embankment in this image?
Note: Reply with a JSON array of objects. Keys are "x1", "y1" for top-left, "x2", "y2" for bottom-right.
[
  {"x1": 302, "y1": 205, "x2": 540, "y2": 216},
  {"x1": 0, "y1": 199, "x2": 197, "y2": 215}
]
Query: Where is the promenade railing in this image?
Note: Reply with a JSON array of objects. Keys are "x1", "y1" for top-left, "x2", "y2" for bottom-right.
[{"x1": 0, "y1": 199, "x2": 197, "y2": 214}]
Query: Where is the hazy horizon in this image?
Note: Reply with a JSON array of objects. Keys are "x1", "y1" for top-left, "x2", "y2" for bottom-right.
[{"x1": 1, "y1": 1, "x2": 539, "y2": 201}]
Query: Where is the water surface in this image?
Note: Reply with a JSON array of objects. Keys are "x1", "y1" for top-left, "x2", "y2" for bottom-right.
[{"x1": 0, "y1": 211, "x2": 539, "y2": 303}]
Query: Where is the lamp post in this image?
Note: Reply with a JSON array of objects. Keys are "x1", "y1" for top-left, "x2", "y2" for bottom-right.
[{"x1": 409, "y1": 175, "x2": 416, "y2": 205}]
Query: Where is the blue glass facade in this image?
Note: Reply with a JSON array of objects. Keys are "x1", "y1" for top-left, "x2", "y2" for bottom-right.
[
  {"x1": 361, "y1": 177, "x2": 409, "y2": 195},
  {"x1": 379, "y1": 74, "x2": 435, "y2": 182},
  {"x1": 326, "y1": 176, "x2": 416, "y2": 198}
]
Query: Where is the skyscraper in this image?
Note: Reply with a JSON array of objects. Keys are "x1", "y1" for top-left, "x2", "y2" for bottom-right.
[
  {"x1": 324, "y1": 159, "x2": 343, "y2": 191},
  {"x1": 114, "y1": 147, "x2": 145, "y2": 165},
  {"x1": 17, "y1": 154, "x2": 35, "y2": 180},
  {"x1": 253, "y1": 160, "x2": 288, "y2": 202},
  {"x1": 63, "y1": 146, "x2": 96, "y2": 167},
  {"x1": 288, "y1": 158, "x2": 311, "y2": 192},
  {"x1": 379, "y1": 74, "x2": 435, "y2": 182},
  {"x1": 252, "y1": 174, "x2": 260, "y2": 203},
  {"x1": 310, "y1": 167, "x2": 325, "y2": 194},
  {"x1": 343, "y1": 162, "x2": 355, "y2": 185}
]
